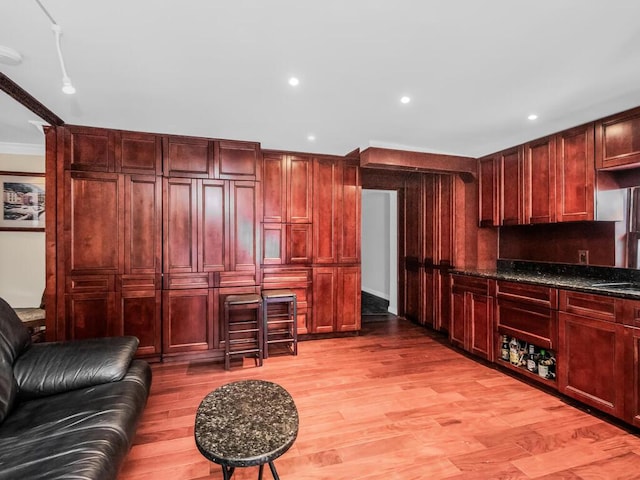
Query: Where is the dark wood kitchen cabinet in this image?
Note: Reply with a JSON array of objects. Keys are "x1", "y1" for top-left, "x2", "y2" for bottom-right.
[
  {"x1": 263, "y1": 153, "x2": 312, "y2": 224},
  {"x1": 450, "y1": 275, "x2": 494, "y2": 360},
  {"x1": 403, "y1": 174, "x2": 424, "y2": 325},
  {"x1": 478, "y1": 156, "x2": 498, "y2": 227},
  {"x1": 558, "y1": 290, "x2": 625, "y2": 418},
  {"x1": 524, "y1": 135, "x2": 556, "y2": 224},
  {"x1": 162, "y1": 288, "x2": 215, "y2": 355},
  {"x1": 556, "y1": 124, "x2": 595, "y2": 222},
  {"x1": 624, "y1": 324, "x2": 640, "y2": 427},
  {"x1": 499, "y1": 147, "x2": 524, "y2": 226},
  {"x1": 596, "y1": 106, "x2": 640, "y2": 170},
  {"x1": 312, "y1": 266, "x2": 360, "y2": 333},
  {"x1": 313, "y1": 157, "x2": 360, "y2": 264}
]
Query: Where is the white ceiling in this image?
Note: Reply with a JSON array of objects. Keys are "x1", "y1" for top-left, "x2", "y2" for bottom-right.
[{"x1": 2, "y1": 0, "x2": 640, "y2": 158}]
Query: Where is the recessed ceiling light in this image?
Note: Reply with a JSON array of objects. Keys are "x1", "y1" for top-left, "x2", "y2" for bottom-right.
[
  {"x1": 528, "y1": 114, "x2": 538, "y2": 120},
  {"x1": 0, "y1": 45, "x2": 22, "y2": 66},
  {"x1": 400, "y1": 96, "x2": 411, "y2": 104},
  {"x1": 307, "y1": 134, "x2": 316, "y2": 142},
  {"x1": 289, "y1": 77, "x2": 300, "y2": 87}
]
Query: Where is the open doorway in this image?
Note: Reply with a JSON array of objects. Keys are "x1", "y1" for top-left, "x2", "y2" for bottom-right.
[{"x1": 361, "y1": 189, "x2": 398, "y2": 318}]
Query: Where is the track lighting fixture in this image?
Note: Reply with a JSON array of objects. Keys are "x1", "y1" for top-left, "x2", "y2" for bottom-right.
[{"x1": 35, "y1": 0, "x2": 76, "y2": 95}]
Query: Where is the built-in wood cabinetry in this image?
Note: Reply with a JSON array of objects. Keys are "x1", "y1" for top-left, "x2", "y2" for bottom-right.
[
  {"x1": 596, "y1": 106, "x2": 640, "y2": 170},
  {"x1": 450, "y1": 275, "x2": 494, "y2": 360},
  {"x1": 558, "y1": 290, "x2": 625, "y2": 418},
  {"x1": 479, "y1": 123, "x2": 596, "y2": 226},
  {"x1": 403, "y1": 174, "x2": 454, "y2": 332}
]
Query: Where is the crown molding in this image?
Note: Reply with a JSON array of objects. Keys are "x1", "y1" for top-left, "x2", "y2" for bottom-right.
[{"x1": 0, "y1": 142, "x2": 45, "y2": 155}]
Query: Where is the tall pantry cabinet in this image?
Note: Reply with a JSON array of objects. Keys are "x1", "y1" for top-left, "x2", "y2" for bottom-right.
[{"x1": 51, "y1": 125, "x2": 361, "y2": 361}]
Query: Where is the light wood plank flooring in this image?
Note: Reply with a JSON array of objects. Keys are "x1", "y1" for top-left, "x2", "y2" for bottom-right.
[{"x1": 120, "y1": 316, "x2": 640, "y2": 479}]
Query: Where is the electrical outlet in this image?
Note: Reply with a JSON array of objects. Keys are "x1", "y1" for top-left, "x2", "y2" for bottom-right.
[{"x1": 578, "y1": 250, "x2": 589, "y2": 265}]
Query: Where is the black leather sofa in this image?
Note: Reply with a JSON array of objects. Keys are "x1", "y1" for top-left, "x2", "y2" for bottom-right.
[{"x1": 0, "y1": 296, "x2": 151, "y2": 479}]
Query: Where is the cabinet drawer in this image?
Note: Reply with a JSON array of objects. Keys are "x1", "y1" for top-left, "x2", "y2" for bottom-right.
[
  {"x1": 559, "y1": 290, "x2": 618, "y2": 322},
  {"x1": 163, "y1": 273, "x2": 213, "y2": 289},
  {"x1": 496, "y1": 281, "x2": 558, "y2": 309},
  {"x1": 496, "y1": 299, "x2": 556, "y2": 349},
  {"x1": 218, "y1": 271, "x2": 257, "y2": 288},
  {"x1": 67, "y1": 275, "x2": 115, "y2": 293},
  {"x1": 621, "y1": 299, "x2": 640, "y2": 327},
  {"x1": 119, "y1": 274, "x2": 160, "y2": 291},
  {"x1": 451, "y1": 275, "x2": 492, "y2": 296}
]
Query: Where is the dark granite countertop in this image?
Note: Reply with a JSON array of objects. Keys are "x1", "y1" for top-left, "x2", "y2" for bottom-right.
[
  {"x1": 194, "y1": 379, "x2": 299, "y2": 467},
  {"x1": 451, "y1": 260, "x2": 640, "y2": 300}
]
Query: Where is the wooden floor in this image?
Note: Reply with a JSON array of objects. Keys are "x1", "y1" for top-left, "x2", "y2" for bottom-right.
[{"x1": 120, "y1": 316, "x2": 640, "y2": 480}]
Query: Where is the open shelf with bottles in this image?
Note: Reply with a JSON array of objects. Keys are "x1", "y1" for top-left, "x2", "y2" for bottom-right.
[{"x1": 496, "y1": 334, "x2": 557, "y2": 388}]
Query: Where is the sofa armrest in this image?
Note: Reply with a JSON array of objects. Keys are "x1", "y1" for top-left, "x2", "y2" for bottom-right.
[{"x1": 13, "y1": 336, "x2": 139, "y2": 399}]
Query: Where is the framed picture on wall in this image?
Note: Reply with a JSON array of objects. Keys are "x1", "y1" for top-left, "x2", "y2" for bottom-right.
[{"x1": 0, "y1": 171, "x2": 45, "y2": 231}]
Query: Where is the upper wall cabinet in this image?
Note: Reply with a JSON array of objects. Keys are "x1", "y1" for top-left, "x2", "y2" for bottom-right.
[
  {"x1": 596, "y1": 106, "x2": 640, "y2": 170},
  {"x1": 116, "y1": 131, "x2": 162, "y2": 175},
  {"x1": 262, "y1": 153, "x2": 313, "y2": 224},
  {"x1": 164, "y1": 137, "x2": 262, "y2": 180},
  {"x1": 64, "y1": 126, "x2": 114, "y2": 172},
  {"x1": 479, "y1": 123, "x2": 596, "y2": 226},
  {"x1": 216, "y1": 141, "x2": 262, "y2": 181},
  {"x1": 556, "y1": 124, "x2": 595, "y2": 222}
]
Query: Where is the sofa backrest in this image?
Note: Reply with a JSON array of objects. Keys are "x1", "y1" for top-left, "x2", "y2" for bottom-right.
[{"x1": 0, "y1": 296, "x2": 32, "y2": 365}]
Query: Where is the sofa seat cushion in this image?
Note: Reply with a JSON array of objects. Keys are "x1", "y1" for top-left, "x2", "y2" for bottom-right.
[
  {"x1": 0, "y1": 361, "x2": 16, "y2": 424},
  {"x1": 0, "y1": 360, "x2": 151, "y2": 480},
  {"x1": 13, "y1": 336, "x2": 140, "y2": 400}
]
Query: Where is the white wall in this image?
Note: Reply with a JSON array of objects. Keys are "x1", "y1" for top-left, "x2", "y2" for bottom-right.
[
  {"x1": 361, "y1": 189, "x2": 398, "y2": 314},
  {"x1": 0, "y1": 150, "x2": 46, "y2": 307}
]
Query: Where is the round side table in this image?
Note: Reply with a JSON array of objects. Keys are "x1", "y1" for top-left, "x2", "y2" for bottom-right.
[{"x1": 195, "y1": 380, "x2": 299, "y2": 479}]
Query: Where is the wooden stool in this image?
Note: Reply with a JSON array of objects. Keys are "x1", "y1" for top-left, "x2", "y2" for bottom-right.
[
  {"x1": 223, "y1": 294, "x2": 263, "y2": 371},
  {"x1": 262, "y1": 289, "x2": 297, "y2": 359}
]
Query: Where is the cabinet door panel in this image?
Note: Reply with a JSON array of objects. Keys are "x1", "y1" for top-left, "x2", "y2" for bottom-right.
[
  {"x1": 66, "y1": 172, "x2": 122, "y2": 274},
  {"x1": 200, "y1": 180, "x2": 227, "y2": 272},
  {"x1": 121, "y1": 289, "x2": 161, "y2": 357},
  {"x1": 525, "y1": 136, "x2": 556, "y2": 224},
  {"x1": 478, "y1": 156, "x2": 498, "y2": 227},
  {"x1": 164, "y1": 136, "x2": 212, "y2": 178},
  {"x1": 596, "y1": 108, "x2": 640, "y2": 169},
  {"x1": 64, "y1": 126, "x2": 114, "y2": 172},
  {"x1": 339, "y1": 162, "x2": 361, "y2": 263},
  {"x1": 162, "y1": 289, "x2": 213, "y2": 353},
  {"x1": 556, "y1": 124, "x2": 595, "y2": 222},
  {"x1": 500, "y1": 147, "x2": 523, "y2": 225},
  {"x1": 229, "y1": 181, "x2": 258, "y2": 271},
  {"x1": 262, "y1": 223, "x2": 285, "y2": 265},
  {"x1": 163, "y1": 178, "x2": 198, "y2": 273},
  {"x1": 450, "y1": 288, "x2": 466, "y2": 348},
  {"x1": 558, "y1": 312, "x2": 624, "y2": 417},
  {"x1": 313, "y1": 158, "x2": 338, "y2": 263},
  {"x1": 468, "y1": 293, "x2": 493, "y2": 360},
  {"x1": 625, "y1": 326, "x2": 640, "y2": 427},
  {"x1": 312, "y1": 267, "x2": 337, "y2": 333},
  {"x1": 287, "y1": 224, "x2": 313, "y2": 264},
  {"x1": 116, "y1": 131, "x2": 162, "y2": 175},
  {"x1": 66, "y1": 292, "x2": 117, "y2": 340},
  {"x1": 337, "y1": 266, "x2": 361, "y2": 332},
  {"x1": 124, "y1": 175, "x2": 161, "y2": 275},
  {"x1": 262, "y1": 154, "x2": 286, "y2": 223},
  {"x1": 216, "y1": 141, "x2": 260, "y2": 181},
  {"x1": 288, "y1": 155, "x2": 313, "y2": 223}
]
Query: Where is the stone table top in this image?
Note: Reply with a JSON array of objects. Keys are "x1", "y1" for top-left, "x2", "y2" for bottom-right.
[{"x1": 194, "y1": 380, "x2": 299, "y2": 467}]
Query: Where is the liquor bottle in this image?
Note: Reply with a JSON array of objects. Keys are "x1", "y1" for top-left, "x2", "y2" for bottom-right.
[
  {"x1": 538, "y1": 349, "x2": 549, "y2": 379},
  {"x1": 501, "y1": 335, "x2": 510, "y2": 361},
  {"x1": 526, "y1": 344, "x2": 537, "y2": 373},
  {"x1": 509, "y1": 337, "x2": 519, "y2": 365}
]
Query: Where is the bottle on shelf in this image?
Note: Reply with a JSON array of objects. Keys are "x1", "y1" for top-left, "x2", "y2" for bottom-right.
[
  {"x1": 509, "y1": 336, "x2": 519, "y2": 366},
  {"x1": 526, "y1": 344, "x2": 538, "y2": 373},
  {"x1": 501, "y1": 335, "x2": 510, "y2": 362},
  {"x1": 538, "y1": 349, "x2": 556, "y2": 379}
]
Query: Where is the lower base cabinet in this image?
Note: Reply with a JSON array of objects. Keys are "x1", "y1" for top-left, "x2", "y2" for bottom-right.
[
  {"x1": 624, "y1": 326, "x2": 640, "y2": 427},
  {"x1": 558, "y1": 312, "x2": 625, "y2": 418},
  {"x1": 162, "y1": 289, "x2": 216, "y2": 356},
  {"x1": 121, "y1": 289, "x2": 161, "y2": 358},
  {"x1": 312, "y1": 266, "x2": 361, "y2": 333},
  {"x1": 450, "y1": 275, "x2": 494, "y2": 360}
]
